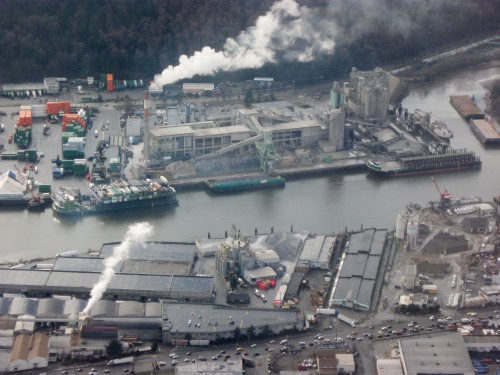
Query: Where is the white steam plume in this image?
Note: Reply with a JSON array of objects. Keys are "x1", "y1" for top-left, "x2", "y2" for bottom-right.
[
  {"x1": 82, "y1": 222, "x2": 154, "y2": 314},
  {"x1": 153, "y1": 0, "x2": 337, "y2": 87}
]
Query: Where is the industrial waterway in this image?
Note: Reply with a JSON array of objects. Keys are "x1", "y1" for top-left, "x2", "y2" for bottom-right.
[{"x1": 1, "y1": 66, "x2": 500, "y2": 262}]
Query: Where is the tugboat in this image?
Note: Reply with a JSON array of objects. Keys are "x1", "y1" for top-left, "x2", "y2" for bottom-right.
[{"x1": 27, "y1": 196, "x2": 45, "y2": 211}]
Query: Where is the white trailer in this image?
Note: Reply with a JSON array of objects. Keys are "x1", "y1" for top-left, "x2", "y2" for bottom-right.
[
  {"x1": 107, "y1": 356, "x2": 134, "y2": 366},
  {"x1": 337, "y1": 313, "x2": 356, "y2": 328},
  {"x1": 315, "y1": 308, "x2": 338, "y2": 316}
]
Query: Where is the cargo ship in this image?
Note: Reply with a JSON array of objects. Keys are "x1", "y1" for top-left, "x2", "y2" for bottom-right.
[
  {"x1": 205, "y1": 174, "x2": 285, "y2": 193},
  {"x1": 366, "y1": 149, "x2": 481, "y2": 176},
  {"x1": 52, "y1": 176, "x2": 178, "y2": 216}
]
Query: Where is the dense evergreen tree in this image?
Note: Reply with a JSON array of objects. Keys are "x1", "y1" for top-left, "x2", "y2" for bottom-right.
[{"x1": 0, "y1": 0, "x2": 498, "y2": 83}]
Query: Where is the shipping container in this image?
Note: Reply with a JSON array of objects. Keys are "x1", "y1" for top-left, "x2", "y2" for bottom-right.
[{"x1": 38, "y1": 184, "x2": 52, "y2": 193}]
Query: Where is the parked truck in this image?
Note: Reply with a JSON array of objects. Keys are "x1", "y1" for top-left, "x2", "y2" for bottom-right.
[
  {"x1": 316, "y1": 308, "x2": 338, "y2": 316},
  {"x1": 189, "y1": 339, "x2": 210, "y2": 346},
  {"x1": 337, "y1": 313, "x2": 356, "y2": 328},
  {"x1": 107, "y1": 356, "x2": 134, "y2": 366}
]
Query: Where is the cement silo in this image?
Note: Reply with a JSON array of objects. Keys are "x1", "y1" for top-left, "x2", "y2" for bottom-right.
[
  {"x1": 406, "y1": 215, "x2": 419, "y2": 249},
  {"x1": 328, "y1": 108, "x2": 345, "y2": 151},
  {"x1": 330, "y1": 82, "x2": 345, "y2": 109},
  {"x1": 404, "y1": 260, "x2": 417, "y2": 290},
  {"x1": 395, "y1": 212, "x2": 407, "y2": 240}
]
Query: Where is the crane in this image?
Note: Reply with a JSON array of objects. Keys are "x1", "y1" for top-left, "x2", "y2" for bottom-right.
[{"x1": 431, "y1": 176, "x2": 452, "y2": 208}]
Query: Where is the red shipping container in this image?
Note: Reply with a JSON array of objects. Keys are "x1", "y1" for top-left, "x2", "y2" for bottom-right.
[{"x1": 59, "y1": 101, "x2": 71, "y2": 114}]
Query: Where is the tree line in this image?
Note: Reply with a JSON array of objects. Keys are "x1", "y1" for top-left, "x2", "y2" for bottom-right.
[{"x1": 0, "y1": 0, "x2": 498, "y2": 84}]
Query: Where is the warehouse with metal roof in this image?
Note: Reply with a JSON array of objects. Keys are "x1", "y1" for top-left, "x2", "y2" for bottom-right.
[
  {"x1": 297, "y1": 235, "x2": 335, "y2": 270},
  {"x1": 330, "y1": 229, "x2": 387, "y2": 311},
  {"x1": 161, "y1": 303, "x2": 304, "y2": 344},
  {"x1": 0, "y1": 241, "x2": 210, "y2": 302},
  {"x1": 399, "y1": 333, "x2": 474, "y2": 375}
]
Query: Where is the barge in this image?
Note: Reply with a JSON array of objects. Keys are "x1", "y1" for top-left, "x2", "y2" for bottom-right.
[
  {"x1": 366, "y1": 149, "x2": 481, "y2": 176},
  {"x1": 450, "y1": 95, "x2": 485, "y2": 120},
  {"x1": 469, "y1": 118, "x2": 500, "y2": 146},
  {"x1": 52, "y1": 176, "x2": 178, "y2": 216},
  {"x1": 205, "y1": 174, "x2": 285, "y2": 193}
]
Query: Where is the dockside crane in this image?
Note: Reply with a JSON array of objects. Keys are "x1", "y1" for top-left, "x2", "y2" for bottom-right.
[{"x1": 431, "y1": 176, "x2": 452, "y2": 208}]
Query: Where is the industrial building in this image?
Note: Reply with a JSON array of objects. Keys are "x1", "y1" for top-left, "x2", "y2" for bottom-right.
[
  {"x1": 398, "y1": 333, "x2": 474, "y2": 375},
  {"x1": 315, "y1": 348, "x2": 355, "y2": 375},
  {"x1": 161, "y1": 303, "x2": 304, "y2": 344},
  {"x1": 330, "y1": 229, "x2": 387, "y2": 311},
  {"x1": 148, "y1": 123, "x2": 252, "y2": 159},
  {"x1": 6, "y1": 333, "x2": 49, "y2": 373},
  {"x1": 175, "y1": 359, "x2": 243, "y2": 375},
  {"x1": 0, "y1": 242, "x2": 214, "y2": 302},
  {"x1": 296, "y1": 235, "x2": 336, "y2": 271},
  {"x1": 345, "y1": 67, "x2": 390, "y2": 119}
]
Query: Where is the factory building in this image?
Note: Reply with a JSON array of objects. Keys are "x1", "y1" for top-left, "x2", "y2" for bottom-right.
[
  {"x1": 161, "y1": 303, "x2": 304, "y2": 344},
  {"x1": 330, "y1": 229, "x2": 387, "y2": 311},
  {"x1": 346, "y1": 67, "x2": 389, "y2": 119},
  {"x1": 296, "y1": 235, "x2": 336, "y2": 271},
  {"x1": 148, "y1": 124, "x2": 251, "y2": 159},
  {"x1": 175, "y1": 360, "x2": 243, "y2": 375},
  {"x1": 0, "y1": 242, "x2": 214, "y2": 302},
  {"x1": 7, "y1": 333, "x2": 49, "y2": 373},
  {"x1": 399, "y1": 333, "x2": 474, "y2": 375},
  {"x1": 479, "y1": 285, "x2": 500, "y2": 303}
]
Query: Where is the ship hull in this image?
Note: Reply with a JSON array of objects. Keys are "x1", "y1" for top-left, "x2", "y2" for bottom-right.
[
  {"x1": 366, "y1": 149, "x2": 482, "y2": 177},
  {"x1": 205, "y1": 176, "x2": 285, "y2": 193},
  {"x1": 52, "y1": 196, "x2": 178, "y2": 216},
  {"x1": 367, "y1": 163, "x2": 481, "y2": 177}
]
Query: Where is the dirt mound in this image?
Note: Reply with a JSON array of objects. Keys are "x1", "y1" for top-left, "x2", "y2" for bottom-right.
[{"x1": 421, "y1": 230, "x2": 469, "y2": 255}]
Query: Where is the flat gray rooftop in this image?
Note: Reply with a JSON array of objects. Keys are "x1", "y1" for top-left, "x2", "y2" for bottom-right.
[
  {"x1": 162, "y1": 303, "x2": 302, "y2": 334},
  {"x1": 399, "y1": 333, "x2": 474, "y2": 375},
  {"x1": 332, "y1": 229, "x2": 386, "y2": 310},
  {"x1": 99, "y1": 241, "x2": 196, "y2": 263}
]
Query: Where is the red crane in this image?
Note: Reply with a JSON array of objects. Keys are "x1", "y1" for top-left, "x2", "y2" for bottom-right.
[{"x1": 431, "y1": 176, "x2": 452, "y2": 208}]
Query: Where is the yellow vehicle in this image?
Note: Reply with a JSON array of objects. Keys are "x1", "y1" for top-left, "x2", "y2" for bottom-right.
[{"x1": 236, "y1": 347, "x2": 244, "y2": 352}]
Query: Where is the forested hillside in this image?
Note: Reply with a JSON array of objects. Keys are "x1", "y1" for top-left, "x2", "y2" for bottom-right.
[{"x1": 0, "y1": 0, "x2": 498, "y2": 83}]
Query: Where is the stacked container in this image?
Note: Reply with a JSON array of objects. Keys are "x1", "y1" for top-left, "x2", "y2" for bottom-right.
[
  {"x1": 46, "y1": 101, "x2": 71, "y2": 116},
  {"x1": 62, "y1": 136, "x2": 85, "y2": 159},
  {"x1": 107, "y1": 73, "x2": 114, "y2": 92},
  {"x1": 16, "y1": 109, "x2": 33, "y2": 127},
  {"x1": 73, "y1": 159, "x2": 88, "y2": 176}
]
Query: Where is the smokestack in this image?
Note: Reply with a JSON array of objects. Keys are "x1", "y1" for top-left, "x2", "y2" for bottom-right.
[{"x1": 143, "y1": 91, "x2": 150, "y2": 163}]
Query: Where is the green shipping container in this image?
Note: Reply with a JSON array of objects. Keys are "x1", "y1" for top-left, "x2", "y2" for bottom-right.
[
  {"x1": 38, "y1": 184, "x2": 52, "y2": 193},
  {"x1": 17, "y1": 151, "x2": 26, "y2": 161},
  {"x1": 1, "y1": 153, "x2": 18, "y2": 160}
]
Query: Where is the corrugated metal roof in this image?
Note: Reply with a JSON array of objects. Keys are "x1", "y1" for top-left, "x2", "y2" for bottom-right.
[
  {"x1": 36, "y1": 298, "x2": 65, "y2": 317},
  {"x1": 0, "y1": 269, "x2": 50, "y2": 287},
  {"x1": 45, "y1": 272, "x2": 101, "y2": 289},
  {"x1": 9, "y1": 298, "x2": 38, "y2": 316},
  {"x1": 53, "y1": 257, "x2": 109, "y2": 273},
  {"x1": 109, "y1": 274, "x2": 173, "y2": 292},
  {"x1": 193, "y1": 125, "x2": 250, "y2": 137},
  {"x1": 117, "y1": 301, "x2": 145, "y2": 317},
  {"x1": 63, "y1": 299, "x2": 87, "y2": 317},
  {"x1": 89, "y1": 300, "x2": 117, "y2": 317},
  {"x1": 150, "y1": 125, "x2": 194, "y2": 137},
  {"x1": 0, "y1": 298, "x2": 12, "y2": 315},
  {"x1": 267, "y1": 120, "x2": 321, "y2": 131},
  {"x1": 144, "y1": 302, "x2": 161, "y2": 317},
  {"x1": 168, "y1": 276, "x2": 214, "y2": 293},
  {"x1": 100, "y1": 242, "x2": 196, "y2": 263}
]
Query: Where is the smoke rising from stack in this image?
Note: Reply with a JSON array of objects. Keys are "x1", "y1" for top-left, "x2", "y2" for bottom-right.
[
  {"x1": 82, "y1": 222, "x2": 154, "y2": 314},
  {"x1": 153, "y1": 0, "x2": 337, "y2": 87}
]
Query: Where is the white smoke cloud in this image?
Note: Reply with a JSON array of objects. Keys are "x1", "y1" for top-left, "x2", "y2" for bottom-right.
[
  {"x1": 153, "y1": 0, "x2": 337, "y2": 87},
  {"x1": 82, "y1": 222, "x2": 154, "y2": 314}
]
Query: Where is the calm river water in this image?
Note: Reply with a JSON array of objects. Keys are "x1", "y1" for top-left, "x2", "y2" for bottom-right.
[{"x1": 1, "y1": 66, "x2": 500, "y2": 262}]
